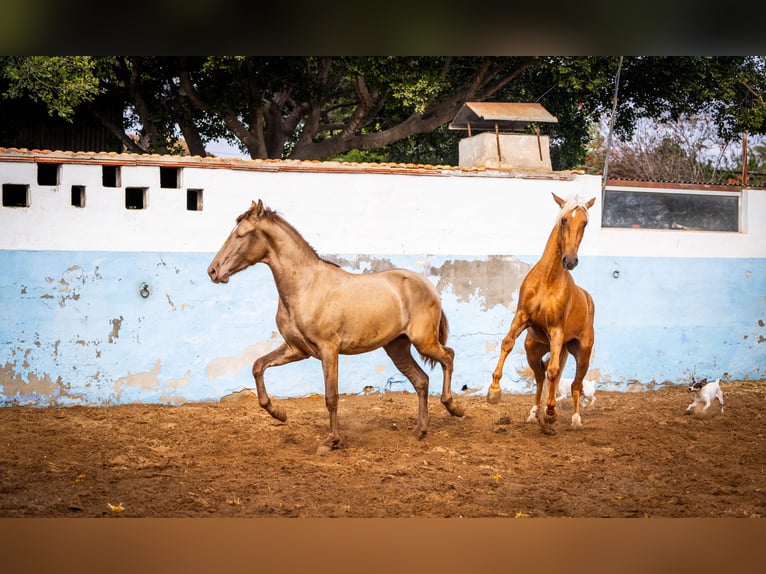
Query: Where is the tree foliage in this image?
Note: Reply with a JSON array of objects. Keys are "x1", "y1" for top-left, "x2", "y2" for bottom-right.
[
  {"x1": 1, "y1": 56, "x2": 765, "y2": 170},
  {"x1": 1, "y1": 56, "x2": 101, "y2": 121}
]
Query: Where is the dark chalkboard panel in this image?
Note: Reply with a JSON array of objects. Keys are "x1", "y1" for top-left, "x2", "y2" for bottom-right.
[{"x1": 602, "y1": 189, "x2": 739, "y2": 231}]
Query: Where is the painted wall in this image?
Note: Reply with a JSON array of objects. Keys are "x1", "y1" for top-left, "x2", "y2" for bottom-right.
[{"x1": 1, "y1": 151, "x2": 764, "y2": 406}]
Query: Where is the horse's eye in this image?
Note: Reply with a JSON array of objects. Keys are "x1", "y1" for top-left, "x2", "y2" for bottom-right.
[{"x1": 235, "y1": 226, "x2": 250, "y2": 238}]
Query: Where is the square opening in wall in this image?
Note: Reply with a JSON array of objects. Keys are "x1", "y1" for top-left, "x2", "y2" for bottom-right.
[
  {"x1": 37, "y1": 163, "x2": 61, "y2": 186},
  {"x1": 160, "y1": 166, "x2": 180, "y2": 188},
  {"x1": 187, "y1": 188, "x2": 203, "y2": 211},
  {"x1": 71, "y1": 185, "x2": 86, "y2": 208},
  {"x1": 125, "y1": 187, "x2": 147, "y2": 209},
  {"x1": 2, "y1": 184, "x2": 30, "y2": 207},
  {"x1": 102, "y1": 165, "x2": 121, "y2": 187}
]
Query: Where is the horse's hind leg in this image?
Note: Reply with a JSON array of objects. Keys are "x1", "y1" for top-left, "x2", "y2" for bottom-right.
[
  {"x1": 524, "y1": 337, "x2": 548, "y2": 424},
  {"x1": 384, "y1": 336, "x2": 431, "y2": 438},
  {"x1": 414, "y1": 339, "x2": 464, "y2": 420},
  {"x1": 567, "y1": 340, "x2": 592, "y2": 429},
  {"x1": 541, "y1": 329, "x2": 568, "y2": 428},
  {"x1": 252, "y1": 343, "x2": 308, "y2": 423}
]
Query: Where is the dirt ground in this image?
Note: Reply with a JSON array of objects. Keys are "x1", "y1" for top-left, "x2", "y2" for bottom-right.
[{"x1": 0, "y1": 379, "x2": 763, "y2": 518}]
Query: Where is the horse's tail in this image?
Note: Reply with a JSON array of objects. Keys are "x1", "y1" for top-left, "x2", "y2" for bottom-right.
[
  {"x1": 420, "y1": 311, "x2": 449, "y2": 370},
  {"x1": 438, "y1": 311, "x2": 449, "y2": 345}
]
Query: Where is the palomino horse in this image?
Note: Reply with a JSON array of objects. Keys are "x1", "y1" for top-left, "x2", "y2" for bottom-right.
[
  {"x1": 487, "y1": 193, "x2": 596, "y2": 434},
  {"x1": 207, "y1": 200, "x2": 464, "y2": 451}
]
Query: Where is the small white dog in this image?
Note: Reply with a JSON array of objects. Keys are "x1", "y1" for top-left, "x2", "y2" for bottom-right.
[{"x1": 685, "y1": 377, "x2": 724, "y2": 414}]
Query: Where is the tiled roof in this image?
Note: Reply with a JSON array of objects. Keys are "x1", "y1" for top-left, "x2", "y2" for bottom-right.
[{"x1": 0, "y1": 147, "x2": 578, "y2": 180}]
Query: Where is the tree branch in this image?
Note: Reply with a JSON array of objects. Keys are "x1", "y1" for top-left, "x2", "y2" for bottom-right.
[{"x1": 179, "y1": 67, "x2": 266, "y2": 158}]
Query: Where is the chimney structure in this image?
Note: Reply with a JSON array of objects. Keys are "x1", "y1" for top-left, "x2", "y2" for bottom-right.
[{"x1": 450, "y1": 102, "x2": 558, "y2": 171}]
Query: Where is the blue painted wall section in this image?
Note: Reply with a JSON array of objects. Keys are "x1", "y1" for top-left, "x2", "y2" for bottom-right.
[
  {"x1": 2, "y1": 250, "x2": 764, "y2": 406},
  {"x1": 2, "y1": 151, "x2": 764, "y2": 405}
]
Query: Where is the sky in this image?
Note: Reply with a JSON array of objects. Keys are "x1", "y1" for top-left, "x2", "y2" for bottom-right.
[{"x1": 205, "y1": 138, "x2": 249, "y2": 159}]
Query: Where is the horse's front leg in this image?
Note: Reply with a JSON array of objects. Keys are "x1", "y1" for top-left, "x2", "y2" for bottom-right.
[
  {"x1": 317, "y1": 350, "x2": 341, "y2": 453},
  {"x1": 541, "y1": 329, "x2": 566, "y2": 428},
  {"x1": 488, "y1": 311, "x2": 527, "y2": 404},
  {"x1": 252, "y1": 343, "x2": 309, "y2": 422}
]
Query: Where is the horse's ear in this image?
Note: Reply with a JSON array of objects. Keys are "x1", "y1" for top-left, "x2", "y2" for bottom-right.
[
  {"x1": 585, "y1": 197, "x2": 596, "y2": 209},
  {"x1": 552, "y1": 193, "x2": 565, "y2": 207},
  {"x1": 251, "y1": 199, "x2": 265, "y2": 219}
]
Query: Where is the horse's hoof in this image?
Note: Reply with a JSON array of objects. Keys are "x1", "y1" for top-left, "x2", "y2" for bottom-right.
[
  {"x1": 540, "y1": 424, "x2": 556, "y2": 436},
  {"x1": 543, "y1": 412, "x2": 557, "y2": 425},
  {"x1": 415, "y1": 428, "x2": 428, "y2": 440},
  {"x1": 270, "y1": 406, "x2": 287, "y2": 422},
  {"x1": 486, "y1": 388, "x2": 502, "y2": 404},
  {"x1": 545, "y1": 405, "x2": 556, "y2": 417},
  {"x1": 316, "y1": 436, "x2": 340, "y2": 454},
  {"x1": 526, "y1": 405, "x2": 538, "y2": 423},
  {"x1": 570, "y1": 413, "x2": 582, "y2": 428},
  {"x1": 446, "y1": 401, "x2": 465, "y2": 417}
]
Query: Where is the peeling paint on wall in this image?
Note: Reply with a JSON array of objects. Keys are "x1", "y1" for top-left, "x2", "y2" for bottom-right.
[
  {"x1": 430, "y1": 255, "x2": 531, "y2": 311},
  {"x1": 159, "y1": 370, "x2": 192, "y2": 403},
  {"x1": 113, "y1": 359, "x2": 162, "y2": 401},
  {"x1": 320, "y1": 254, "x2": 531, "y2": 311},
  {"x1": 205, "y1": 332, "x2": 282, "y2": 380},
  {"x1": 0, "y1": 361, "x2": 84, "y2": 405},
  {"x1": 324, "y1": 254, "x2": 397, "y2": 273},
  {"x1": 1, "y1": 361, "x2": 58, "y2": 398},
  {"x1": 108, "y1": 316, "x2": 124, "y2": 343}
]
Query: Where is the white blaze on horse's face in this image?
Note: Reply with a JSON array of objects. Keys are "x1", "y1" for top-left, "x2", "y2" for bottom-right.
[{"x1": 552, "y1": 193, "x2": 596, "y2": 271}]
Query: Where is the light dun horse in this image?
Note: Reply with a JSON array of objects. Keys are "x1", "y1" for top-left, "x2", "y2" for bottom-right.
[
  {"x1": 208, "y1": 200, "x2": 464, "y2": 451},
  {"x1": 487, "y1": 193, "x2": 596, "y2": 434}
]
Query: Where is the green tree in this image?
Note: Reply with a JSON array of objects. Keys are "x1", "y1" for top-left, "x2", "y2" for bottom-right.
[
  {"x1": 1, "y1": 56, "x2": 101, "y2": 121},
  {"x1": 2, "y1": 56, "x2": 765, "y2": 170}
]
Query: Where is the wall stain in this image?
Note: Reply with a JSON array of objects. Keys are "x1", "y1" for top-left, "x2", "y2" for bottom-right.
[
  {"x1": 206, "y1": 332, "x2": 282, "y2": 380},
  {"x1": 159, "y1": 370, "x2": 191, "y2": 404},
  {"x1": 113, "y1": 359, "x2": 162, "y2": 402},
  {"x1": 108, "y1": 316, "x2": 124, "y2": 343},
  {"x1": 39, "y1": 265, "x2": 87, "y2": 308},
  {"x1": 0, "y1": 360, "x2": 83, "y2": 405},
  {"x1": 324, "y1": 254, "x2": 397, "y2": 273},
  {"x1": 430, "y1": 256, "x2": 531, "y2": 311},
  {"x1": 324, "y1": 255, "x2": 530, "y2": 311}
]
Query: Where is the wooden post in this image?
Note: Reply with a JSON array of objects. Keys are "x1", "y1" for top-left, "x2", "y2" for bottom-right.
[
  {"x1": 495, "y1": 123, "x2": 502, "y2": 163},
  {"x1": 535, "y1": 124, "x2": 543, "y2": 161},
  {"x1": 742, "y1": 132, "x2": 749, "y2": 186}
]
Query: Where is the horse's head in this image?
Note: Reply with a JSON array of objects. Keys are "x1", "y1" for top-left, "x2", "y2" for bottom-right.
[
  {"x1": 208, "y1": 199, "x2": 270, "y2": 284},
  {"x1": 553, "y1": 193, "x2": 596, "y2": 271}
]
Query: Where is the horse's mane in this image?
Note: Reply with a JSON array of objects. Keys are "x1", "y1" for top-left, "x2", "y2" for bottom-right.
[
  {"x1": 556, "y1": 195, "x2": 591, "y2": 224},
  {"x1": 239, "y1": 203, "x2": 339, "y2": 267}
]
